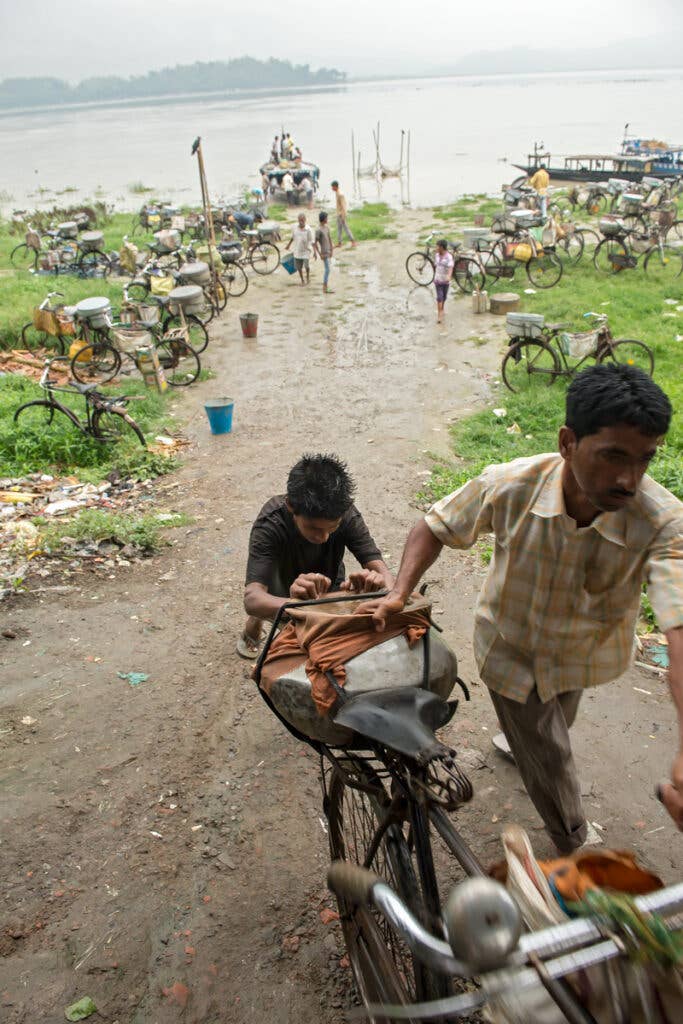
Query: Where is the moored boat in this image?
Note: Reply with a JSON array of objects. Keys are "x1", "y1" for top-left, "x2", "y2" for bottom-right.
[{"x1": 513, "y1": 141, "x2": 683, "y2": 183}]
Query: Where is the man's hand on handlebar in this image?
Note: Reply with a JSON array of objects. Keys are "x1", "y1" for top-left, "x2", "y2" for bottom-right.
[
  {"x1": 340, "y1": 569, "x2": 385, "y2": 594},
  {"x1": 289, "y1": 573, "x2": 331, "y2": 600}
]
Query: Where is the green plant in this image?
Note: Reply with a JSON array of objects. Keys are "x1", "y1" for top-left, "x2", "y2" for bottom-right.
[
  {"x1": 347, "y1": 203, "x2": 397, "y2": 241},
  {"x1": 37, "y1": 508, "x2": 191, "y2": 552},
  {"x1": 128, "y1": 181, "x2": 155, "y2": 194}
]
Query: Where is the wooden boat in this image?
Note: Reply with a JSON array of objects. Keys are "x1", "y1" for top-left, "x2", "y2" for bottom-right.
[
  {"x1": 259, "y1": 158, "x2": 320, "y2": 204},
  {"x1": 513, "y1": 141, "x2": 683, "y2": 183},
  {"x1": 620, "y1": 132, "x2": 683, "y2": 176}
]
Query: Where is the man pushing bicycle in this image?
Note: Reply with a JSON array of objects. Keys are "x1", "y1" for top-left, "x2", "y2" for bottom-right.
[{"x1": 363, "y1": 364, "x2": 683, "y2": 851}]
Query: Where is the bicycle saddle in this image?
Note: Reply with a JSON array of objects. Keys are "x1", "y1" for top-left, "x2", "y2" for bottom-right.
[
  {"x1": 68, "y1": 381, "x2": 98, "y2": 394},
  {"x1": 332, "y1": 686, "x2": 456, "y2": 763}
]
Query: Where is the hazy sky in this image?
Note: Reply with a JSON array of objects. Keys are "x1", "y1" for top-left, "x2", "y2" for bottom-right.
[{"x1": 0, "y1": 0, "x2": 681, "y2": 80}]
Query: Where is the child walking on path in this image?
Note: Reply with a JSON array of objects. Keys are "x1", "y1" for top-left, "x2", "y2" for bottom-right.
[
  {"x1": 286, "y1": 213, "x2": 315, "y2": 285},
  {"x1": 314, "y1": 211, "x2": 334, "y2": 293}
]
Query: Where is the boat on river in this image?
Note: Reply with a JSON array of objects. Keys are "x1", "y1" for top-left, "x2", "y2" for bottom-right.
[
  {"x1": 513, "y1": 141, "x2": 683, "y2": 183},
  {"x1": 259, "y1": 158, "x2": 320, "y2": 204}
]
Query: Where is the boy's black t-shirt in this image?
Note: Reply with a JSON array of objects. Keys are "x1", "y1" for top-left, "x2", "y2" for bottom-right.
[{"x1": 245, "y1": 495, "x2": 381, "y2": 596}]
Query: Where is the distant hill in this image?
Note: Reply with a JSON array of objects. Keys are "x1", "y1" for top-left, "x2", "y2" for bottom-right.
[
  {"x1": 446, "y1": 36, "x2": 683, "y2": 76},
  {"x1": 0, "y1": 57, "x2": 346, "y2": 110}
]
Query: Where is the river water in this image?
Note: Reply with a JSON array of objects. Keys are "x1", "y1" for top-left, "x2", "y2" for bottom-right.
[{"x1": 3, "y1": 68, "x2": 683, "y2": 213}]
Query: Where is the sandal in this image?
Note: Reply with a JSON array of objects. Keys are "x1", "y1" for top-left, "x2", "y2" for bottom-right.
[{"x1": 236, "y1": 631, "x2": 261, "y2": 660}]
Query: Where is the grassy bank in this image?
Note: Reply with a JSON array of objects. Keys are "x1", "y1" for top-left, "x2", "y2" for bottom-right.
[
  {"x1": 422, "y1": 258, "x2": 683, "y2": 503},
  {"x1": 0, "y1": 373, "x2": 180, "y2": 482}
]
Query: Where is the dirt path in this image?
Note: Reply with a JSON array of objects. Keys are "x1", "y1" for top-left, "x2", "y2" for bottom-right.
[{"x1": 1, "y1": 214, "x2": 681, "y2": 1023}]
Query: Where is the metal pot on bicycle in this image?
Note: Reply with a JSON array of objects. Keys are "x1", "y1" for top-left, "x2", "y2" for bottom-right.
[
  {"x1": 258, "y1": 594, "x2": 460, "y2": 747},
  {"x1": 74, "y1": 296, "x2": 112, "y2": 329},
  {"x1": 168, "y1": 285, "x2": 206, "y2": 317},
  {"x1": 177, "y1": 260, "x2": 212, "y2": 287},
  {"x1": 79, "y1": 230, "x2": 105, "y2": 253}
]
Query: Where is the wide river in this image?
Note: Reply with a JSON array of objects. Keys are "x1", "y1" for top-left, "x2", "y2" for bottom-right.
[{"x1": 3, "y1": 68, "x2": 683, "y2": 213}]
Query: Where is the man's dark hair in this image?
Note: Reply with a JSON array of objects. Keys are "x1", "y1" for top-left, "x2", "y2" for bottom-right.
[
  {"x1": 566, "y1": 364, "x2": 671, "y2": 441},
  {"x1": 437, "y1": 238, "x2": 448, "y2": 250},
  {"x1": 539, "y1": 163, "x2": 547, "y2": 170},
  {"x1": 319, "y1": 211, "x2": 328, "y2": 223},
  {"x1": 331, "y1": 180, "x2": 339, "y2": 188},
  {"x1": 287, "y1": 453, "x2": 355, "y2": 519}
]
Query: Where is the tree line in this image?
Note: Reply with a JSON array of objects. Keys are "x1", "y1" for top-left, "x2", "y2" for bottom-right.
[{"x1": 0, "y1": 57, "x2": 346, "y2": 109}]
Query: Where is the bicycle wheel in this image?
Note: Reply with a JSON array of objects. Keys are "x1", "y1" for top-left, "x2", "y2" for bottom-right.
[
  {"x1": 10, "y1": 243, "x2": 38, "y2": 271},
  {"x1": 126, "y1": 281, "x2": 150, "y2": 303},
  {"x1": 575, "y1": 227, "x2": 600, "y2": 253},
  {"x1": 598, "y1": 339, "x2": 654, "y2": 377},
  {"x1": 92, "y1": 406, "x2": 146, "y2": 446},
  {"x1": 664, "y1": 220, "x2": 683, "y2": 243},
  {"x1": 405, "y1": 251, "x2": 435, "y2": 286},
  {"x1": 250, "y1": 241, "x2": 280, "y2": 275},
  {"x1": 327, "y1": 768, "x2": 445, "y2": 1011},
  {"x1": 155, "y1": 336, "x2": 200, "y2": 386},
  {"x1": 164, "y1": 313, "x2": 209, "y2": 354},
  {"x1": 20, "y1": 322, "x2": 66, "y2": 354},
  {"x1": 78, "y1": 250, "x2": 111, "y2": 278},
  {"x1": 221, "y1": 262, "x2": 249, "y2": 297},
  {"x1": 643, "y1": 244, "x2": 683, "y2": 284},
  {"x1": 501, "y1": 340, "x2": 561, "y2": 393},
  {"x1": 593, "y1": 237, "x2": 629, "y2": 275},
  {"x1": 622, "y1": 213, "x2": 647, "y2": 234},
  {"x1": 14, "y1": 399, "x2": 80, "y2": 432},
  {"x1": 556, "y1": 233, "x2": 584, "y2": 265},
  {"x1": 453, "y1": 256, "x2": 484, "y2": 294},
  {"x1": 526, "y1": 251, "x2": 562, "y2": 288},
  {"x1": 586, "y1": 194, "x2": 607, "y2": 215},
  {"x1": 71, "y1": 340, "x2": 121, "y2": 384}
]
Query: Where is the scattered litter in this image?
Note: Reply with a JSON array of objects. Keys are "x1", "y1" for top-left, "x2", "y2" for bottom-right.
[
  {"x1": 150, "y1": 830, "x2": 163, "y2": 839},
  {"x1": 523, "y1": 288, "x2": 536, "y2": 294},
  {"x1": 633, "y1": 686, "x2": 652, "y2": 696},
  {"x1": 664, "y1": 298, "x2": 678, "y2": 305},
  {"x1": 64, "y1": 997, "x2": 97, "y2": 1021},
  {"x1": 21, "y1": 715, "x2": 37, "y2": 725},
  {"x1": 319, "y1": 908, "x2": 340, "y2": 925},
  {"x1": 117, "y1": 671, "x2": 149, "y2": 687},
  {"x1": 163, "y1": 982, "x2": 189, "y2": 1009},
  {"x1": 492, "y1": 408, "x2": 507, "y2": 418},
  {"x1": 0, "y1": 490, "x2": 40, "y2": 504},
  {"x1": 505, "y1": 422, "x2": 521, "y2": 434},
  {"x1": 43, "y1": 499, "x2": 82, "y2": 517},
  {"x1": 645, "y1": 826, "x2": 665, "y2": 836},
  {"x1": 647, "y1": 643, "x2": 670, "y2": 669},
  {"x1": 191, "y1": 824, "x2": 203, "y2": 832}
]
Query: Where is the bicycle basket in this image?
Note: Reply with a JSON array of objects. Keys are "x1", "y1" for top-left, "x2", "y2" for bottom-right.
[
  {"x1": 560, "y1": 330, "x2": 599, "y2": 358},
  {"x1": 150, "y1": 275, "x2": 175, "y2": 296},
  {"x1": 111, "y1": 327, "x2": 153, "y2": 352},
  {"x1": 32, "y1": 307, "x2": 65, "y2": 335}
]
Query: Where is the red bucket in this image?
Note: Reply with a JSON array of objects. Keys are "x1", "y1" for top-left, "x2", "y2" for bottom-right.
[{"x1": 240, "y1": 313, "x2": 258, "y2": 338}]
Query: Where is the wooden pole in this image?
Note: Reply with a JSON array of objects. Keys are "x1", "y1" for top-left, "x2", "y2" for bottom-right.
[
  {"x1": 351, "y1": 130, "x2": 356, "y2": 187},
  {"x1": 399, "y1": 130, "x2": 405, "y2": 175},
  {"x1": 192, "y1": 137, "x2": 218, "y2": 283}
]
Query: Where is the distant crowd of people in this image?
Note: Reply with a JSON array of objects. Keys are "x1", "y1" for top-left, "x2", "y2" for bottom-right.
[{"x1": 270, "y1": 132, "x2": 301, "y2": 164}]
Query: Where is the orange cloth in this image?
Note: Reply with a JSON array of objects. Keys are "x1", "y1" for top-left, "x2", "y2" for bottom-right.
[
  {"x1": 538, "y1": 849, "x2": 663, "y2": 902},
  {"x1": 255, "y1": 594, "x2": 431, "y2": 715}
]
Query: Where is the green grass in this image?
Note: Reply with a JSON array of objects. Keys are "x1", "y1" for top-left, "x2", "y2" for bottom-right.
[
  {"x1": 422, "y1": 258, "x2": 683, "y2": 503},
  {"x1": 37, "y1": 508, "x2": 191, "y2": 553},
  {"x1": 347, "y1": 202, "x2": 397, "y2": 241},
  {"x1": 433, "y1": 194, "x2": 501, "y2": 223},
  {"x1": 128, "y1": 181, "x2": 156, "y2": 195},
  {"x1": 0, "y1": 373, "x2": 181, "y2": 482}
]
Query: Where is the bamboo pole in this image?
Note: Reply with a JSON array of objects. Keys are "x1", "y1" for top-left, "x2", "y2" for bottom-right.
[
  {"x1": 191, "y1": 136, "x2": 218, "y2": 286},
  {"x1": 399, "y1": 130, "x2": 405, "y2": 175},
  {"x1": 351, "y1": 130, "x2": 356, "y2": 188}
]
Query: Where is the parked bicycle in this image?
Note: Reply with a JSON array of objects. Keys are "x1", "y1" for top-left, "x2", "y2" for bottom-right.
[
  {"x1": 126, "y1": 257, "x2": 226, "y2": 324},
  {"x1": 484, "y1": 230, "x2": 563, "y2": 289},
  {"x1": 69, "y1": 293, "x2": 203, "y2": 386},
  {"x1": 501, "y1": 311, "x2": 654, "y2": 393},
  {"x1": 222, "y1": 222, "x2": 280, "y2": 274},
  {"x1": 20, "y1": 292, "x2": 76, "y2": 353},
  {"x1": 14, "y1": 357, "x2": 146, "y2": 446},
  {"x1": 593, "y1": 219, "x2": 683, "y2": 281}
]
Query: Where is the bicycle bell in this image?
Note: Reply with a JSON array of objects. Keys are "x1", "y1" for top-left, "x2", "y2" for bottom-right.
[{"x1": 444, "y1": 877, "x2": 522, "y2": 971}]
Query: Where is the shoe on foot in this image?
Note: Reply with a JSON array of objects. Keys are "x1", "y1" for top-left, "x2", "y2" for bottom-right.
[
  {"x1": 236, "y1": 631, "x2": 261, "y2": 660},
  {"x1": 492, "y1": 732, "x2": 516, "y2": 763}
]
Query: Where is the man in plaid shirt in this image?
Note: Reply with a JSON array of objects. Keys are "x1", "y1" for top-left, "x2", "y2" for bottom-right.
[{"x1": 365, "y1": 364, "x2": 683, "y2": 852}]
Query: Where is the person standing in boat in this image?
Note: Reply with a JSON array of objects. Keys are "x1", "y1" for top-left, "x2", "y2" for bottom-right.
[
  {"x1": 528, "y1": 163, "x2": 550, "y2": 218},
  {"x1": 271, "y1": 137, "x2": 280, "y2": 164}
]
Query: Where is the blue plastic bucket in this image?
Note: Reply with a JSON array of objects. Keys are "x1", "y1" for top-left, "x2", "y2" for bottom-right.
[
  {"x1": 204, "y1": 398, "x2": 234, "y2": 435},
  {"x1": 281, "y1": 252, "x2": 297, "y2": 275}
]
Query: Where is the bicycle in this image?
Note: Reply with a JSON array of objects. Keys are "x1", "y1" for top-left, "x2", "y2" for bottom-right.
[
  {"x1": 405, "y1": 234, "x2": 462, "y2": 287},
  {"x1": 593, "y1": 221, "x2": 683, "y2": 281},
  {"x1": 327, "y1": 860, "x2": 683, "y2": 1023},
  {"x1": 501, "y1": 312, "x2": 654, "y2": 393},
  {"x1": 225, "y1": 223, "x2": 280, "y2": 275},
  {"x1": 14, "y1": 357, "x2": 146, "y2": 446},
  {"x1": 20, "y1": 291, "x2": 76, "y2": 353},
  {"x1": 126, "y1": 258, "x2": 226, "y2": 325},
  {"x1": 254, "y1": 591, "x2": 483, "y2": 1009},
  {"x1": 484, "y1": 230, "x2": 563, "y2": 289},
  {"x1": 70, "y1": 293, "x2": 203, "y2": 386}
]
